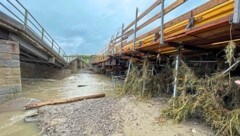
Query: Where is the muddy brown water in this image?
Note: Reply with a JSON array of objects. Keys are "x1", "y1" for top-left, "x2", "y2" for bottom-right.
[{"x1": 0, "y1": 70, "x2": 114, "y2": 136}]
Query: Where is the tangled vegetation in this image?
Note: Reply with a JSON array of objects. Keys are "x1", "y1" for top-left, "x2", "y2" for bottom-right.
[
  {"x1": 162, "y1": 61, "x2": 240, "y2": 136},
  {"x1": 121, "y1": 41, "x2": 240, "y2": 135},
  {"x1": 122, "y1": 58, "x2": 172, "y2": 98},
  {"x1": 163, "y1": 42, "x2": 240, "y2": 136}
]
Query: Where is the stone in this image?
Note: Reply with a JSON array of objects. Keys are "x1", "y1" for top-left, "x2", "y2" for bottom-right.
[
  {"x1": 0, "y1": 76, "x2": 21, "y2": 85},
  {"x1": 0, "y1": 85, "x2": 21, "y2": 95},
  {"x1": 11, "y1": 68, "x2": 21, "y2": 76},
  {"x1": 0, "y1": 68, "x2": 20, "y2": 76},
  {"x1": 0, "y1": 60, "x2": 20, "y2": 68},
  {"x1": 0, "y1": 53, "x2": 12, "y2": 60},
  {"x1": 0, "y1": 40, "x2": 19, "y2": 54},
  {"x1": 0, "y1": 40, "x2": 21, "y2": 102},
  {"x1": 0, "y1": 68, "x2": 11, "y2": 76},
  {"x1": 12, "y1": 54, "x2": 20, "y2": 60}
]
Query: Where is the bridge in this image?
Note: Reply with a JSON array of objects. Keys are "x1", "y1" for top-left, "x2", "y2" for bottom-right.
[
  {"x1": 91, "y1": 0, "x2": 240, "y2": 98},
  {"x1": 0, "y1": 0, "x2": 82, "y2": 100},
  {"x1": 92, "y1": 0, "x2": 240, "y2": 74}
]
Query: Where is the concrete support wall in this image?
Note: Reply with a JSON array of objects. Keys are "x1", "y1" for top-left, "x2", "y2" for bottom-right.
[
  {"x1": 0, "y1": 40, "x2": 21, "y2": 102},
  {"x1": 68, "y1": 60, "x2": 78, "y2": 74},
  {"x1": 21, "y1": 62, "x2": 71, "y2": 79}
]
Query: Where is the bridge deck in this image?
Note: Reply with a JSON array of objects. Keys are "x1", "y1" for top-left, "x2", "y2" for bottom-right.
[
  {"x1": 0, "y1": 0, "x2": 74, "y2": 68},
  {"x1": 93, "y1": 0, "x2": 239, "y2": 64}
]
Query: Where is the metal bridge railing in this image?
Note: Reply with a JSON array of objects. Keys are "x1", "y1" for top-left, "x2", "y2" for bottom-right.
[{"x1": 0, "y1": 0, "x2": 71, "y2": 62}]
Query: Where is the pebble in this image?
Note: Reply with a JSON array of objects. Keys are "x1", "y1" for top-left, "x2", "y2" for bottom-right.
[{"x1": 38, "y1": 97, "x2": 121, "y2": 136}]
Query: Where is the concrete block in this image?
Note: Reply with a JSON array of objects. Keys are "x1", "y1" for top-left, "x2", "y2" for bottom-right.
[
  {"x1": 0, "y1": 85, "x2": 21, "y2": 95},
  {"x1": 0, "y1": 76, "x2": 21, "y2": 85},
  {"x1": 0, "y1": 68, "x2": 20, "y2": 76},
  {"x1": 11, "y1": 68, "x2": 21, "y2": 76},
  {"x1": 0, "y1": 40, "x2": 21, "y2": 103},
  {"x1": 48, "y1": 57, "x2": 55, "y2": 63},
  {"x1": 0, "y1": 40, "x2": 19, "y2": 54},
  {"x1": 12, "y1": 54, "x2": 20, "y2": 60},
  {"x1": 0, "y1": 94, "x2": 8, "y2": 104},
  {"x1": 0, "y1": 68, "x2": 11, "y2": 76},
  {"x1": 0, "y1": 60, "x2": 20, "y2": 68},
  {"x1": 0, "y1": 53, "x2": 12, "y2": 60}
]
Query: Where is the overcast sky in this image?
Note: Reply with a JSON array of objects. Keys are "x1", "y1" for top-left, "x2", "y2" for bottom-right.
[{"x1": 1, "y1": 0, "x2": 209, "y2": 55}]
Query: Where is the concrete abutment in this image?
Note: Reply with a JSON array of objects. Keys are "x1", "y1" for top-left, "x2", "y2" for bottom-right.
[
  {"x1": 0, "y1": 40, "x2": 21, "y2": 102},
  {"x1": 20, "y1": 62, "x2": 72, "y2": 79},
  {"x1": 0, "y1": 39, "x2": 80, "y2": 103}
]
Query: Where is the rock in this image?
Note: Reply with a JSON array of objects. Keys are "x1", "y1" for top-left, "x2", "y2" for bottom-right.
[
  {"x1": 24, "y1": 116, "x2": 39, "y2": 123},
  {"x1": 192, "y1": 128, "x2": 197, "y2": 134},
  {"x1": 37, "y1": 98, "x2": 121, "y2": 136},
  {"x1": 49, "y1": 118, "x2": 67, "y2": 126}
]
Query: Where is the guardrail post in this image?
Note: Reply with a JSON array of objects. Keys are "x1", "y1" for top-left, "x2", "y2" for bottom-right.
[
  {"x1": 233, "y1": 0, "x2": 240, "y2": 24},
  {"x1": 51, "y1": 39, "x2": 54, "y2": 48},
  {"x1": 41, "y1": 28, "x2": 44, "y2": 40},
  {"x1": 133, "y1": 7, "x2": 138, "y2": 50},
  {"x1": 121, "y1": 23, "x2": 124, "y2": 55},
  {"x1": 24, "y1": 10, "x2": 28, "y2": 27},
  {"x1": 58, "y1": 47, "x2": 61, "y2": 54},
  {"x1": 160, "y1": 0, "x2": 165, "y2": 45}
]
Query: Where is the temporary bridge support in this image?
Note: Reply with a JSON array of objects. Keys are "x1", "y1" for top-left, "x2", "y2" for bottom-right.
[
  {"x1": 173, "y1": 46, "x2": 182, "y2": 98},
  {"x1": 233, "y1": 0, "x2": 240, "y2": 24}
]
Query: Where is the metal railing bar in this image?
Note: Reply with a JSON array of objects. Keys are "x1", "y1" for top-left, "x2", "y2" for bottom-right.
[
  {"x1": 28, "y1": 19, "x2": 42, "y2": 33},
  {"x1": 2, "y1": 0, "x2": 72, "y2": 62},
  {"x1": 15, "y1": 0, "x2": 27, "y2": 11},
  {"x1": 25, "y1": 12, "x2": 55, "y2": 44},
  {"x1": 44, "y1": 35, "x2": 52, "y2": 43},
  {"x1": 44, "y1": 31, "x2": 55, "y2": 42},
  {"x1": 0, "y1": 3, "x2": 24, "y2": 23},
  {"x1": 6, "y1": 0, "x2": 25, "y2": 16},
  {"x1": 28, "y1": 12, "x2": 44, "y2": 28},
  {"x1": 15, "y1": 0, "x2": 68, "y2": 61}
]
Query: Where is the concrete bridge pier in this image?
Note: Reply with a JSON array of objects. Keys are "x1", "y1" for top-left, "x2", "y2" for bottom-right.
[
  {"x1": 20, "y1": 59, "x2": 79, "y2": 79},
  {"x1": 0, "y1": 40, "x2": 21, "y2": 102}
]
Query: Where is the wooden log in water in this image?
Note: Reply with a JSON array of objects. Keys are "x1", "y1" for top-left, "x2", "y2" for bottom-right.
[{"x1": 24, "y1": 93, "x2": 106, "y2": 110}]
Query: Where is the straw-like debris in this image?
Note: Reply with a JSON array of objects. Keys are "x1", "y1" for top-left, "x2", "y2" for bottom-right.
[
  {"x1": 225, "y1": 41, "x2": 236, "y2": 67},
  {"x1": 162, "y1": 60, "x2": 240, "y2": 136},
  {"x1": 122, "y1": 58, "x2": 172, "y2": 97}
]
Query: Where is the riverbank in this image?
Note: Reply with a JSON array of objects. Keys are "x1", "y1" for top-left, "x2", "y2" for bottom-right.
[
  {"x1": 37, "y1": 95, "x2": 214, "y2": 136},
  {"x1": 0, "y1": 69, "x2": 114, "y2": 136}
]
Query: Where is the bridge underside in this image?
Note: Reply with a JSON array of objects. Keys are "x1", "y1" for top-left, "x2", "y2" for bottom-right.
[
  {"x1": 0, "y1": 38, "x2": 80, "y2": 103},
  {"x1": 92, "y1": 0, "x2": 240, "y2": 74},
  {"x1": 0, "y1": 11, "x2": 67, "y2": 68}
]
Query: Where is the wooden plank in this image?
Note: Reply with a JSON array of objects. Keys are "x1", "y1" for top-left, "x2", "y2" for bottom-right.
[
  {"x1": 115, "y1": 0, "x2": 186, "y2": 42},
  {"x1": 138, "y1": 13, "x2": 161, "y2": 33},
  {"x1": 127, "y1": 0, "x2": 230, "y2": 45},
  {"x1": 123, "y1": 0, "x2": 163, "y2": 32},
  {"x1": 127, "y1": 27, "x2": 160, "y2": 45},
  {"x1": 96, "y1": 0, "x2": 231, "y2": 63},
  {"x1": 137, "y1": 0, "x2": 186, "y2": 34},
  {"x1": 165, "y1": 0, "x2": 229, "y2": 28},
  {"x1": 165, "y1": 15, "x2": 230, "y2": 42},
  {"x1": 114, "y1": 29, "x2": 134, "y2": 42}
]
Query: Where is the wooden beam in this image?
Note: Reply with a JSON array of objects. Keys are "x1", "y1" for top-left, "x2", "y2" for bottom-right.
[
  {"x1": 120, "y1": 0, "x2": 186, "y2": 43},
  {"x1": 168, "y1": 42, "x2": 218, "y2": 53},
  {"x1": 126, "y1": 0, "x2": 229, "y2": 45},
  {"x1": 127, "y1": 27, "x2": 160, "y2": 45},
  {"x1": 133, "y1": 8, "x2": 139, "y2": 50},
  {"x1": 123, "y1": 0, "x2": 163, "y2": 32}
]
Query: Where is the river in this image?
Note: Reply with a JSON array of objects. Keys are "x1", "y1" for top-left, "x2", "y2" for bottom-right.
[{"x1": 0, "y1": 69, "x2": 114, "y2": 136}]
